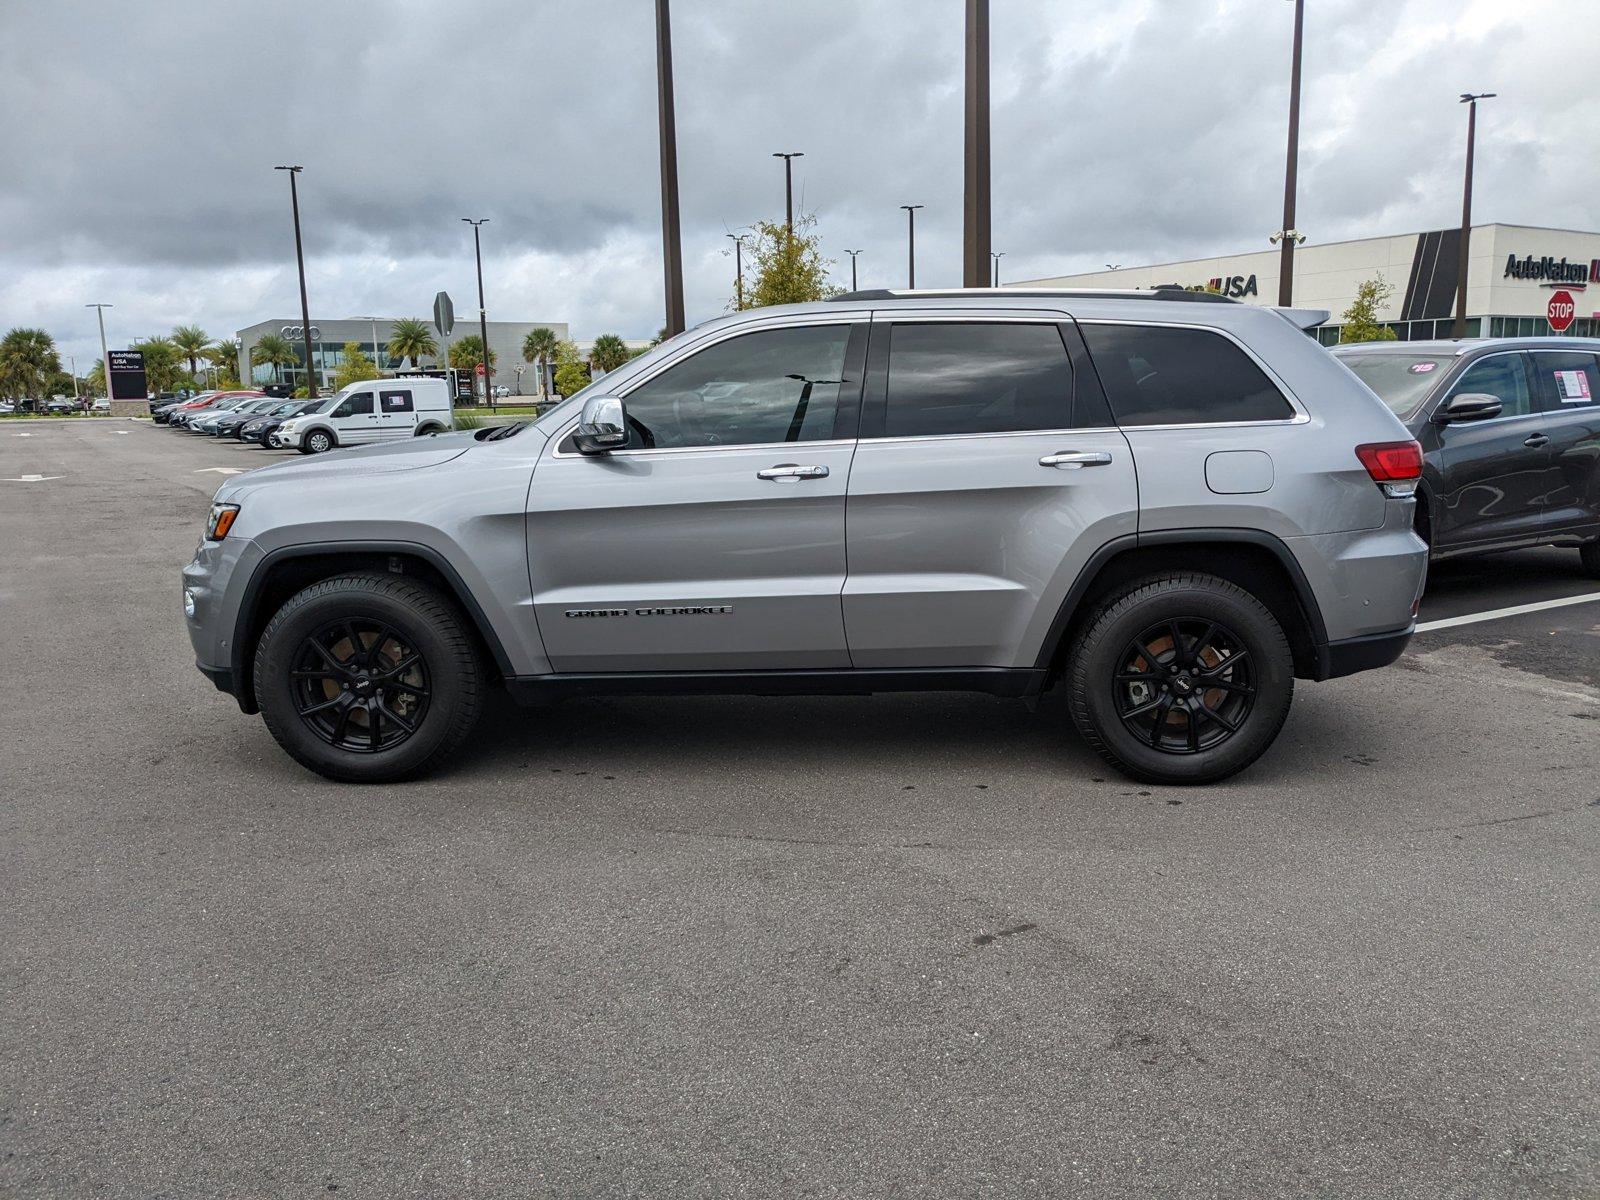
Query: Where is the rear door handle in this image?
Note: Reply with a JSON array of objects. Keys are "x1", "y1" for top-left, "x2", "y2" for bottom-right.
[
  {"x1": 1524, "y1": 434, "x2": 1549, "y2": 448},
  {"x1": 757, "y1": 463, "x2": 829, "y2": 482},
  {"x1": 1039, "y1": 450, "x2": 1113, "y2": 469}
]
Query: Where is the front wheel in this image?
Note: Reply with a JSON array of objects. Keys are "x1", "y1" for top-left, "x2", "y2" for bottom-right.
[
  {"x1": 253, "y1": 573, "x2": 484, "y2": 782},
  {"x1": 301, "y1": 429, "x2": 335, "y2": 454},
  {"x1": 1065, "y1": 573, "x2": 1295, "y2": 785}
]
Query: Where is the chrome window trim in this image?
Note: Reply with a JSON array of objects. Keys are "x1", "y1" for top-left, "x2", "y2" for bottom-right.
[{"x1": 551, "y1": 435, "x2": 858, "y2": 460}]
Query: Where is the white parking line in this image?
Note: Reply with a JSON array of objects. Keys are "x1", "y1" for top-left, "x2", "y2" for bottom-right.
[{"x1": 1416, "y1": 592, "x2": 1600, "y2": 633}]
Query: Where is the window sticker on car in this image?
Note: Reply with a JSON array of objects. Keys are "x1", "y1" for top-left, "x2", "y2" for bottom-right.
[
  {"x1": 1407, "y1": 361, "x2": 1437, "y2": 374},
  {"x1": 379, "y1": 390, "x2": 414, "y2": 412},
  {"x1": 1554, "y1": 370, "x2": 1591, "y2": 402}
]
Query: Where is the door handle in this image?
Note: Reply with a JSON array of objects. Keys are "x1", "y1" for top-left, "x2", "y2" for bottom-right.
[
  {"x1": 757, "y1": 463, "x2": 830, "y2": 482},
  {"x1": 1524, "y1": 434, "x2": 1549, "y2": 448},
  {"x1": 1039, "y1": 450, "x2": 1113, "y2": 469}
]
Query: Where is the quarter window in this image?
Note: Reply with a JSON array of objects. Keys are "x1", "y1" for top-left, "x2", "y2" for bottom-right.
[
  {"x1": 619, "y1": 324, "x2": 852, "y2": 448},
  {"x1": 1448, "y1": 355, "x2": 1533, "y2": 418},
  {"x1": 1529, "y1": 351, "x2": 1598, "y2": 409},
  {"x1": 379, "y1": 389, "x2": 414, "y2": 413},
  {"x1": 1082, "y1": 324, "x2": 1295, "y2": 426},
  {"x1": 881, "y1": 323, "x2": 1075, "y2": 437}
]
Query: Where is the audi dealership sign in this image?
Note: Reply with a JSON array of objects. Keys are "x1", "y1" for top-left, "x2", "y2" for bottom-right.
[{"x1": 280, "y1": 325, "x2": 321, "y2": 340}]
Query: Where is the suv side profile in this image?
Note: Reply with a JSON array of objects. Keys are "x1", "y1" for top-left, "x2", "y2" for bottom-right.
[{"x1": 184, "y1": 290, "x2": 1428, "y2": 785}]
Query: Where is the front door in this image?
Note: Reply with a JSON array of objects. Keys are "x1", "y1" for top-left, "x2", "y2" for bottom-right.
[
  {"x1": 526, "y1": 319, "x2": 868, "y2": 673},
  {"x1": 843, "y1": 315, "x2": 1138, "y2": 668},
  {"x1": 332, "y1": 390, "x2": 381, "y2": 444}
]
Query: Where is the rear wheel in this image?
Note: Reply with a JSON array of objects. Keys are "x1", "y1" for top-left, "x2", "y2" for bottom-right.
[
  {"x1": 1065, "y1": 573, "x2": 1294, "y2": 785},
  {"x1": 1580, "y1": 539, "x2": 1600, "y2": 579},
  {"x1": 254, "y1": 573, "x2": 483, "y2": 782}
]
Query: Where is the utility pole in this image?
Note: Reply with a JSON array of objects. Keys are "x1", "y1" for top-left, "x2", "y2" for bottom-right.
[
  {"x1": 86, "y1": 303, "x2": 112, "y2": 397},
  {"x1": 991, "y1": 251, "x2": 1004, "y2": 287},
  {"x1": 655, "y1": 0, "x2": 685, "y2": 336},
  {"x1": 1454, "y1": 92, "x2": 1496, "y2": 338},
  {"x1": 727, "y1": 233, "x2": 746, "y2": 308},
  {"x1": 901, "y1": 205, "x2": 924, "y2": 288},
  {"x1": 1276, "y1": 0, "x2": 1305, "y2": 306},
  {"x1": 462, "y1": 218, "x2": 492, "y2": 408},
  {"x1": 274, "y1": 166, "x2": 318, "y2": 394},
  {"x1": 962, "y1": 0, "x2": 991, "y2": 287},
  {"x1": 845, "y1": 249, "x2": 861, "y2": 291},
  {"x1": 773, "y1": 151, "x2": 804, "y2": 233}
]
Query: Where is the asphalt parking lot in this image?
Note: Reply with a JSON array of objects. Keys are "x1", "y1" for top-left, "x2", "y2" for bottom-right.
[{"x1": 3, "y1": 420, "x2": 1597, "y2": 1198}]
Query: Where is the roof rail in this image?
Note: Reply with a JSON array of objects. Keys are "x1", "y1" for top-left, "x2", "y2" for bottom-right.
[{"x1": 827, "y1": 286, "x2": 1237, "y2": 304}]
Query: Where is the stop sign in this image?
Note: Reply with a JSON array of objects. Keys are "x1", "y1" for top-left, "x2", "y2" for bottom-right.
[
  {"x1": 1548, "y1": 290, "x2": 1576, "y2": 333},
  {"x1": 475, "y1": 363, "x2": 486, "y2": 376}
]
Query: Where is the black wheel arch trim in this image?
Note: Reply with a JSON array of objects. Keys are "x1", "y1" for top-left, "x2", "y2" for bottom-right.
[{"x1": 226, "y1": 540, "x2": 516, "y2": 713}]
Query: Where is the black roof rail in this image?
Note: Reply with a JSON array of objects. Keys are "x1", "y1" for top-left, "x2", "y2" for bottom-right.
[{"x1": 827, "y1": 287, "x2": 1237, "y2": 304}]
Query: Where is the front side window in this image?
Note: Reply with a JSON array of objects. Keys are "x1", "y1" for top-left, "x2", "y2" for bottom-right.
[
  {"x1": 881, "y1": 322, "x2": 1076, "y2": 437},
  {"x1": 1448, "y1": 355, "x2": 1532, "y2": 418},
  {"x1": 1083, "y1": 324, "x2": 1295, "y2": 426},
  {"x1": 336, "y1": 393, "x2": 374, "y2": 417},
  {"x1": 1529, "y1": 351, "x2": 1598, "y2": 409},
  {"x1": 619, "y1": 324, "x2": 851, "y2": 449}
]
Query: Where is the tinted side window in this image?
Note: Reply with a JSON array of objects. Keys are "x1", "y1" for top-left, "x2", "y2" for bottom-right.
[
  {"x1": 1082, "y1": 324, "x2": 1294, "y2": 426},
  {"x1": 1529, "y1": 351, "x2": 1598, "y2": 410},
  {"x1": 621, "y1": 324, "x2": 851, "y2": 449},
  {"x1": 338, "y1": 393, "x2": 374, "y2": 417},
  {"x1": 882, "y1": 323, "x2": 1074, "y2": 437},
  {"x1": 379, "y1": 389, "x2": 414, "y2": 413},
  {"x1": 1449, "y1": 355, "x2": 1533, "y2": 418}
]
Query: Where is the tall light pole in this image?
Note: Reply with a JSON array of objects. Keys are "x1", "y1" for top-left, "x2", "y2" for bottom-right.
[
  {"x1": 845, "y1": 249, "x2": 861, "y2": 291},
  {"x1": 462, "y1": 218, "x2": 493, "y2": 408},
  {"x1": 360, "y1": 316, "x2": 385, "y2": 372},
  {"x1": 991, "y1": 251, "x2": 1004, "y2": 287},
  {"x1": 86, "y1": 303, "x2": 112, "y2": 397},
  {"x1": 901, "y1": 205, "x2": 924, "y2": 288},
  {"x1": 963, "y1": 0, "x2": 991, "y2": 287},
  {"x1": 773, "y1": 152, "x2": 804, "y2": 233},
  {"x1": 727, "y1": 233, "x2": 746, "y2": 308},
  {"x1": 274, "y1": 166, "x2": 318, "y2": 395},
  {"x1": 1276, "y1": 0, "x2": 1305, "y2": 306},
  {"x1": 655, "y1": 0, "x2": 685, "y2": 337},
  {"x1": 1454, "y1": 92, "x2": 1496, "y2": 339}
]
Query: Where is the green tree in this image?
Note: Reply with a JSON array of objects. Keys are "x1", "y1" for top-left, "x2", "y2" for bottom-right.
[
  {"x1": 448, "y1": 335, "x2": 497, "y2": 372},
  {"x1": 554, "y1": 362, "x2": 591, "y2": 398},
  {"x1": 130, "y1": 337, "x2": 186, "y2": 393},
  {"x1": 589, "y1": 333, "x2": 630, "y2": 374},
  {"x1": 522, "y1": 326, "x2": 559, "y2": 393},
  {"x1": 333, "y1": 341, "x2": 380, "y2": 391},
  {"x1": 171, "y1": 324, "x2": 211, "y2": 379},
  {"x1": 87, "y1": 360, "x2": 106, "y2": 395},
  {"x1": 251, "y1": 333, "x2": 298, "y2": 384},
  {"x1": 737, "y1": 213, "x2": 841, "y2": 310},
  {"x1": 205, "y1": 339, "x2": 240, "y2": 383},
  {"x1": 1338, "y1": 276, "x2": 1399, "y2": 344},
  {"x1": 388, "y1": 317, "x2": 437, "y2": 368},
  {"x1": 0, "y1": 328, "x2": 61, "y2": 403}
]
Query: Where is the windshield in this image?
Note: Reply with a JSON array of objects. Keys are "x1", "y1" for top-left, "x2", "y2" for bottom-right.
[
  {"x1": 1335, "y1": 351, "x2": 1448, "y2": 418},
  {"x1": 299, "y1": 396, "x2": 338, "y2": 415}
]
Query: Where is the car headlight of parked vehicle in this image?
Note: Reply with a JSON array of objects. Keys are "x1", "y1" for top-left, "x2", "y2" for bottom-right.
[{"x1": 205, "y1": 503, "x2": 240, "y2": 541}]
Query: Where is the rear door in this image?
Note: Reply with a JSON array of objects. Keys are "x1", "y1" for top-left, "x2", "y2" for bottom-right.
[
  {"x1": 843, "y1": 313, "x2": 1136, "y2": 668},
  {"x1": 1527, "y1": 349, "x2": 1600, "y2": 536},
  {"x1": 375, "y1": 387, "x2": 416, "y2": 441}
]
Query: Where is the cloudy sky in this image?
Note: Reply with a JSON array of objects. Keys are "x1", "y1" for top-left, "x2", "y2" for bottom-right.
[{"x1": 1, "y1": 0, "x2": 1594, "y2": 367}]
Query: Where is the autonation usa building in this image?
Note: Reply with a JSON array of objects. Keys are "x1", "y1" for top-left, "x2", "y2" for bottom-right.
[{"x1": 1013, "y1": 223, "x2": 1599, "y2": 343}]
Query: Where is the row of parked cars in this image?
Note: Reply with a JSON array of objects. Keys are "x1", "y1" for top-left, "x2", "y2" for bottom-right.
[{"x1": 152, "y1": 378, "x2": 456, "y2": 452}]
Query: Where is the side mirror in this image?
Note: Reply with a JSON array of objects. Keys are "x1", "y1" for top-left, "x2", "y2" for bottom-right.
[
  {"x1": 573, "y1": 395, "x2": 629, "y2": 454},
  {"x1": 1434, "y1": 392, "x2": 1502, "y2": 424}
]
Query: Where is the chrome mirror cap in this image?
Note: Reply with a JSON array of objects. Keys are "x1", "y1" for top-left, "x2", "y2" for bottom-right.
[{"x1": 573, "y1": 395, "x2": 628, "y2": 454}]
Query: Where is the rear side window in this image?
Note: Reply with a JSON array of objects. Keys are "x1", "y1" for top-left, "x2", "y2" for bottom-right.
[
  {"x1": 1530, "y1": 351, "x2": 1598, "y2": 409},
  {"x1": 379, "y1": 389, "x2": 414, "y2": 413},
  {"x1": 1082, "y1": 324, "x2": 1294, "y2": 426},
  {"x1": 882, "y1": 323, "x2": 1075, "y2": 437}
]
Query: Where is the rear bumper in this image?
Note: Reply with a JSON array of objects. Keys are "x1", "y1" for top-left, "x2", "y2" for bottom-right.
[{"x1": 1317, "y1": 625, "x2": 1413, "y2": 680}]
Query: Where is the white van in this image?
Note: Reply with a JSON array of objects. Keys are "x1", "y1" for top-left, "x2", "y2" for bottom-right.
[{"x1": 271, "y1": 377, "x2": 454, "y2": 454}]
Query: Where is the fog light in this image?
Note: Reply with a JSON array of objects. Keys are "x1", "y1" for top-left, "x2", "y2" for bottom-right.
[{"x1": 183, "y1": 588, "x2": 197, "y2": 619}]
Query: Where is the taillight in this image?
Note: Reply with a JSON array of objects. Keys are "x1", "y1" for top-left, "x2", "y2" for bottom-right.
[{"x1": 1355, "y1": 440, "x2": 1423, "y2": 498}]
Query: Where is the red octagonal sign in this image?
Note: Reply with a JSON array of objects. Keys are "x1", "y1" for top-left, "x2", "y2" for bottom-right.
[{"x1": 1547, "y1": 289, "x2": 1576, "y2": 333}]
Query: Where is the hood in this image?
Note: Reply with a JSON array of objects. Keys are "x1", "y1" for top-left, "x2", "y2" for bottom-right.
[{"x1": 226, "y1": 431, "x2": 477, "y2": 490}]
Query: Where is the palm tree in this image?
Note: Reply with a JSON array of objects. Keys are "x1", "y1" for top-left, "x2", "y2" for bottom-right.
[
  {"x1": 0, "y1": 327, "x2": 61, "y2": 406},
  {"x1": 131, "y1": 337, "x2": 184, "y2": 394},
  {"x1": 522, "y1": 327, "x2": 559, "y2": 395},
  {"x1": 251, "y1": 333, "x2": 297, "y2": 385},
  {"x1": 171, "y1": 325, "x2": 210, "y2": 381},
  {"x1": 388, "y1": 317, "x2": 437, "y2": 369},
  {"x1": 589, "y1": 333, "x2": 630, "y2": 374}
]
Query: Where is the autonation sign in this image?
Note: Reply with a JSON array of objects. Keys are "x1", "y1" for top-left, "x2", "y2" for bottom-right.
[{"x1": 1503, "y1": 254, "x2": 1593, "y2": 287}]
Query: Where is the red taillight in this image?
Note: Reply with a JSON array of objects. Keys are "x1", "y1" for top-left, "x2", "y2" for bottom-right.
[{"x1": 1355, "y1": 441, "x2": 1423, "y2": 482}]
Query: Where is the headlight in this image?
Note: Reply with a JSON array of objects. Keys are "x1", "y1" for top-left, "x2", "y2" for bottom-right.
[
  {"x1": 206, "y1": 503, "x2": 240, "y2": 541},
  {"x1": 183, "y1": 588, "x2": 197, "y2": 618}
]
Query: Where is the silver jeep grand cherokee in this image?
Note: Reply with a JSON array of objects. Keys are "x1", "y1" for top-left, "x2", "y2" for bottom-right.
[{"x1": 184, "y1": 288, "x2": 1427, "y2": 785}]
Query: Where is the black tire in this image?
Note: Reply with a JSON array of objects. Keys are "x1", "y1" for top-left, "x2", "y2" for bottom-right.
[
  {"x1": 414, "y1": 423, "x2": 443, "y2": 437},
  {"x1": 301, "y1": 428, "x2": 335, "y2": 455},
  {"x1": 1580, "y1": 540, "x2": 1600, "y2": 579},
  {"x1": 253, "y1": 573, "x2": 483, "y2": 782},
  {"x1": 1065, "y1": 573, "x2": 1295, "y2": 785}
]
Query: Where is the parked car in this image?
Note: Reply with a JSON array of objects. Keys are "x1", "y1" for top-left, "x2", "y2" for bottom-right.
[
  {"x1": 0, "y1": 401, "x2": 15, "y2": 414},
  {"x1": 151, "y1": 394, "x2": 203, "y2": 424},
  {"x1": 91, "y1": 397, "x2": 110, "y2": 412},
  {"x1": 1332, "y1": 337, "x2": 1600, "y2": 576},
  {"x1": 269, "y1": 376, "x2": 454, "y2": 453},
  {"x1": 44, "y1": 398, "x2": 76, "y2": 414},
  {"x1": 239, "y1": 400, "x2": 315, "y2": 445},
  {"x1": 208, "y1": 399, "x2": 286, "y2": 438},
  {"x1": 169, "y1": 390, "x2": 263, "y2": 428},
  {"x1": 187, "y1": 289, "x2": 1429, "y2": 786}
]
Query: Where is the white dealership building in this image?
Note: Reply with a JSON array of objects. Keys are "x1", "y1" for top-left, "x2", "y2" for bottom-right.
[{"x1": 1013, "y1": 223, "x2": 1600, "y2": 343}]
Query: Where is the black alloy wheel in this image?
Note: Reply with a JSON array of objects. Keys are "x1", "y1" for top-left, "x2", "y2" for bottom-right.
[
  {"x1": 290, "y1": 619, "x2": 431, "y2": 753},
  {"x1": 1114, "y1": 618, "x2": 1255, "y2": 754}
]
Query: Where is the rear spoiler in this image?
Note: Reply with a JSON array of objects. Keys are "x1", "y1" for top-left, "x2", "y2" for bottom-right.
[{"x1": 1273, "y1": 306, "x2": 1331, "y2": 332}]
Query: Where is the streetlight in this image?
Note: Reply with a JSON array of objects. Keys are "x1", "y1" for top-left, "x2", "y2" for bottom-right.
[
  {"x1": 462, "y1": 218, "x2": 493, "y2": 408},
  {"x1": 901, "y1": 205, "x2": 924, "y2": 288},
  {"x1": 844, "y1": 249, "x2": 862, "y2": 291},
  {"x1": 359, "y1": 316, "x2": 385, "y2": 373},
  {"x1": 656, "y1": 0, "x2": 685, "y2": 337},
  {"x1": 772, "y1": 152, "x2": 804, "y2": 232},
  {"x1": 1454, "y1": 92, "x2": 1496, "y2": 338},
  {"x1": 86, "y1": 303, "x2": 112, "y2": 398},
  {"x1": 1275, "y1": 0, "x2": 1306, "y2": 306},
  {"x1": 991, "y1": 251, "x2": 1004, "y2": 287},
  {"x1": 727, "y1": 233, "x2": 746, "y2": 308},
  {"x1": 963, "y1": 0, "x2": 991, "y2": 287},
  {"x1": 274, "y1": 166, "x2": 318, "y2": 395}
]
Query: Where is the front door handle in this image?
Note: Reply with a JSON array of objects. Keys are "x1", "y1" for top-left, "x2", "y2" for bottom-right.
[
  {"x1": 757, "y1": 463, "x2": 830, "y2": 482},
  {"x1": 1524, "y1": 433, "x2": 1549, "y2": 448},
  {"x1": 1039, "y1": 450, "x2": 1113, "y2": 470}
]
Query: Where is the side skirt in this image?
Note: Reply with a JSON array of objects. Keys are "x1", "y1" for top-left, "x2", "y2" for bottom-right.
[{"x1": 506, "y1": 667, "x2": 1048, "y2": 705}]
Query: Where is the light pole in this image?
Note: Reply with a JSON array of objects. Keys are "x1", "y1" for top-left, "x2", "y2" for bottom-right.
[
  {"x1": 727, "y1": 233, "x2": 746, "y2": 308},
  {"x1": 1454, "y1": 92, "x2": 1496, "y2": 338},
  {"x1": 462, "y1": 218, "x2": 493, "y2": 408},
  {"x1": 901, "y1": 205, "x2": 924, "y2": 288},
  {"x1": 772, "y1": 152, "x2": 804, "y2": 233},
  {"x1": 86, "y1": 303, "x2": 112, "y2": 397},
  {"x1": 655, "y1": 0, "x2": 685, "y2": 337},
  {"x1": 274, "y1": 166, "x2": 318, "y2": 395},
  {"x1": 845, "y1": 249, "x2": 861, "y2": 291},
  {"x1": 963, "y1": 0, "x2": 991, "y2": 287},
  {"x1": 991, "y1": 251, "x2": 1004, "y2": 287},
  {"x1": 1276, "y1": 0, "x2": 1305, "y2": 306},
  {"x1": 360, "y1": 316, "x2": 384, "y2": 372}
]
